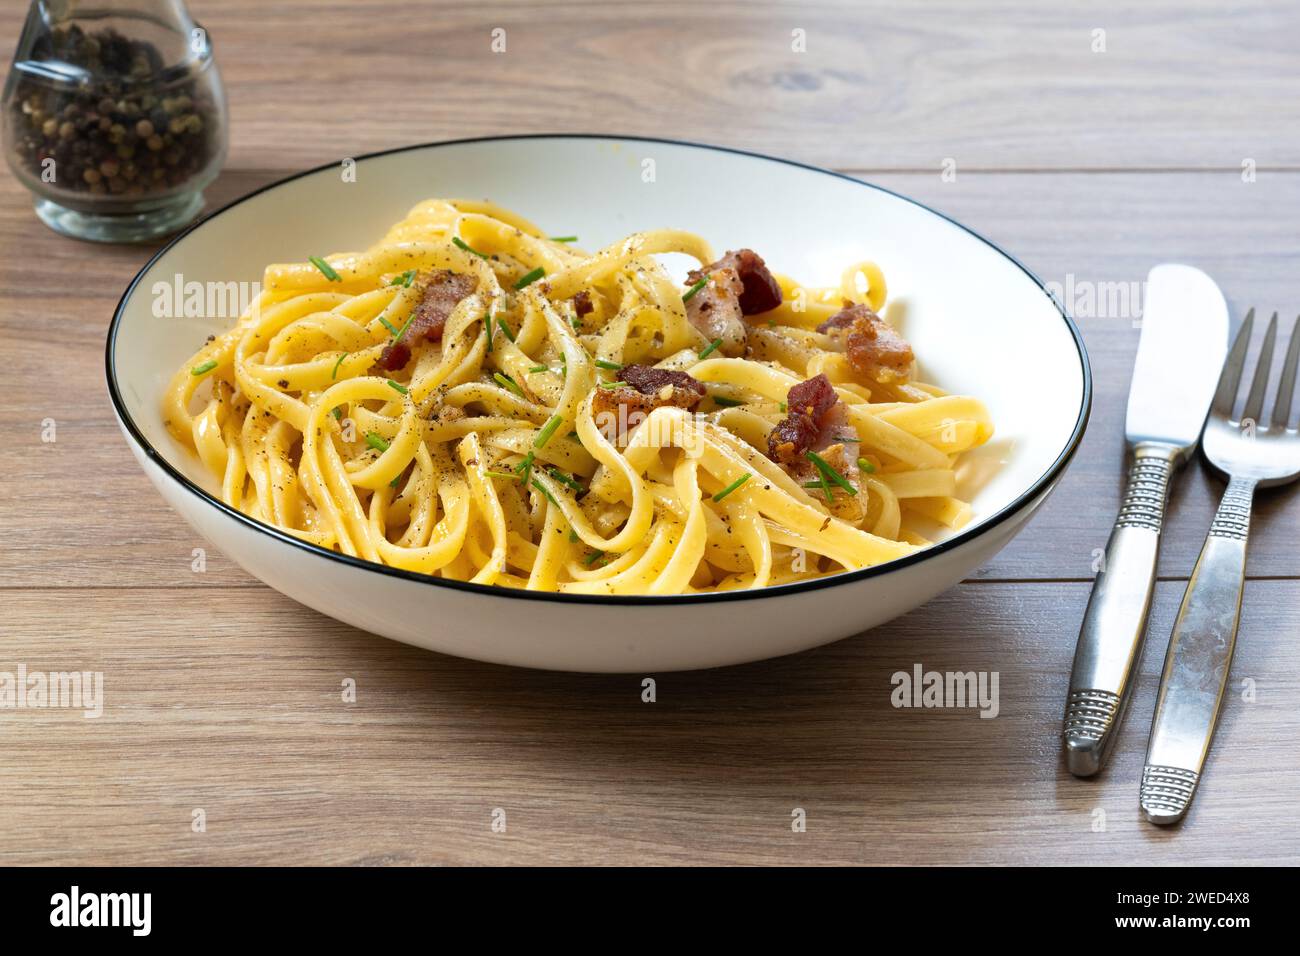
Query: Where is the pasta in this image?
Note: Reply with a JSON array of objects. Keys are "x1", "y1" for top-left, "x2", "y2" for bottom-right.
[{"x1": 163, "y1": 199, "x2": 993, "y2": 594}]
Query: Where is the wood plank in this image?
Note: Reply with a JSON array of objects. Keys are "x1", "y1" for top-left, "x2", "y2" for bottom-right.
[
  {"x1": 1, "y1": 1, "x2": 1297, "y2": 172},
  {"x1": 2, "y1": 170, "x2": 1296, "y2": 587},
  {"x1": 0, "y1": 580, "x2": 1294, "y2": 865}
]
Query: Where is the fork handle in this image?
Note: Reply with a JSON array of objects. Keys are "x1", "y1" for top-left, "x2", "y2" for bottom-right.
[
  {"x1": 1141, "y1": 475, "x2": 1256, "y2": 824},
  {"x1": 1063, "y1": 441, "x2": 1180, "y2": 776}
]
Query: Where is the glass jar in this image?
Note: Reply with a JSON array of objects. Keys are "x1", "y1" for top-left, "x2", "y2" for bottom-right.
[{"x1": 2, "y1": 0, "x2": 228, "y2": 243}]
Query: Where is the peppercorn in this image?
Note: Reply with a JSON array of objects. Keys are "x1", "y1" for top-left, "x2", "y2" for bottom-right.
[{"x1": 6, "y1": 24, "x2": 219, "y2": 202}]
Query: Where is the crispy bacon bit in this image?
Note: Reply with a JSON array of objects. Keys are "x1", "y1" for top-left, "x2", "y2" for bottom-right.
[
  {"x1": 378, "y1": 270, "x2": 478, "y2": 371},
  {"x1": 684, "y1": 267, "x2": 747, "y2": 357},
  {"x1": 689, "y1": 248, "x2": 782, "y2": 316},
  {"x1": 573, "y1": 290, "x2": 594, "y2": 317},
  {"x1": 815, "y1": 302, "x2": 865, "y2": 334},
  {"x1": 792, "y1": 440, "x2": 865, "y2": 522},
  {"x1": 619, "y1": 364, "x2": 707, "y2": 398},
  {"x1": 770, "y1": 375, "x2": 865, "y2": 519},
  {"x1": 767, "y1": 373, "x2": 839, "y2": 464},
  {"x1": 377, "y1": 340, "x2": 411, "y2": 373},
  {"x1": 846, "y1": 315, "x2": 913, "y2": 383},
  {"x1": 818, "y1": 302, "x2": 914, "y2": 383},
  {"x1": 591, "y1": 364, "x2": 707, "y2": 419}
]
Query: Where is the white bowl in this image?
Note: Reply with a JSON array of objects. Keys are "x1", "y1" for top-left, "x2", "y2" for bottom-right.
[{"x1": 107, "y1": 135, "x2": 1090, "y2": 672}]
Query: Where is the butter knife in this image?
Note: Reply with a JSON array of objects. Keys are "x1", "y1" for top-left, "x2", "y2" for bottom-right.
[{"x1": 1062, "y1": 264, "x2": 1229, "y2": 776}]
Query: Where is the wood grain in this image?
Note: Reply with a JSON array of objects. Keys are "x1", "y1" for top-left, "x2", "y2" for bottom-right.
[
  {"x1": 3, "y1": 1, "x2": 1299, "y2": 172},
  {"x1": 1, "y1": 581, "x2": 1295, "y2": 865},
  {"x1": 0, "y1": 0, "x2": 1297, "y2": 866}
]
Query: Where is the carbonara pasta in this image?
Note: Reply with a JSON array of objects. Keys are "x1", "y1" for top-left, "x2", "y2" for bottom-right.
[{"x1": 163, "y1": 199, "x2": 993, "y2": 594}]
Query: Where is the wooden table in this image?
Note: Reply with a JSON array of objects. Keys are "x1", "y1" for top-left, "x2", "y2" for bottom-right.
[{"x1": 2, "y1": 1, "x2": 1297, "y2": 866}]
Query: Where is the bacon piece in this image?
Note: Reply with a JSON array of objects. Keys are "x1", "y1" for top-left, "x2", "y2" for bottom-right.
[
  {"x1": 847, "y1": 315, "x2": 913, "y2": 383},
  {"x1": 591, "y1": 364, "x2": 707, "y2": 419},
  {"x1": 689, "y1": 248, "x2": 782, "y2": 316},
  {"x1": 684, "y1": 267, "x2": 747, "y2": 357},
  {"x1": 790, "y1": 438, "x2": 866, "y2": 522},
  {"x1": 818, "y1": 302, "x2": 914, "y2": 383},
  {"x1": 573, "y1": 290, "x2": 594, "y2": 317},
  {"x1": 815, "y1": 302, "x2": 865, "y2": 334},
  {"x1": 767, "y1": 373, "x2": 840, "y2": 464},
  {"x1": 378, "y1": 270, "x2": 478, "y2": 370},
  {"x1": 771, "y1": 379, "x2": 866, "y2": 520}
]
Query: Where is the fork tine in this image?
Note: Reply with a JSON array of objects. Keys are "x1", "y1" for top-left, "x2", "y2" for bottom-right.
[
  {"x1": 1212, "y1": 308, "x2": 1255, "y2": 417},
  {"x1": 1241, "y1": 311, "x2": 1278, "y2": 426},
  {"x1": 1272, "y1": 314, "x2": 1300, "y2": 429}
]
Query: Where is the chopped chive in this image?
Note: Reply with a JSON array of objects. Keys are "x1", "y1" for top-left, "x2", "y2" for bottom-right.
[
  {"x1": 836, "y1": 435, "x2": 861, "y2": 443},
  {"x1": 485, "y1": 470, "x2": 519, "y2": 481},
  {"x1": 493, "y1": 372, "x2": 525, "y2": 398},
  {"x1": 682, "y1": 275, "x2": 709, "y2": 302},
  {"x1": 389, "y1": 473, "x2": 402, "y2": 488},
  {"x1": 550, "y1": 235, "x2": 578, "y2": 243},
  {"x1": 331, "y1": 352, "x2": 348, "y2": 379},
  {"x1": 712, "y1": 395, "x2": 744, "y2": 407},
  {"x1": 571, "y1": 316, "x2": 582, "y2": 331},
  {"x1": 857, "y1": 457, "x2": 876, "y2": 474},
  {"x1": 815, "y1": 470, "x2": 832, "y2": 502},
  {"x1": 567, "y1": 431, "x2": 579, "y2": 439},
  {"x1": 513, "y1": 450, "x2": 535, "y2": 483},
  {"x1": 806, "y1": 450, "x2": 857, "y2": 495},
  {"x1": 378, "y1": 316, "x2": 399, "y2": 336},
  {"x1": 712, "y1": 473, "x2": 752, "y2": 502},
  {"x1": 583, "y1": 549, "x2": 605, "y2": 566},
  {"x1": 594, "y1": 359, "x2": 623, "y2": 371},
  {"x1": 514, "y1": 266, "x2": 545, "y2": 290},
  {"x1": 534, "y1": 414, "x2": 563, "y2": 448},
  {"x1": 365, "y1": 432, "x2": 390, "y2": 452},
  {"x1": 390, "y1": 269, "x2": 416, "y2": 287},
  {"x1": 485, "y1": 313, "x2": 494, "y2": 353},
  {"x1": 331, "y1": 406, "x2": 343, "y2": 421},
  {"x1": 598, "y1": 381, "x2": 625, "y2": 389},
  {"x1": 530, "y1": 478, "x2": 559, "y2": 507},
  {"x1": 309, "y1": 256, "x2": 341, "y2": 281},
  {"x1": 547, "y1": 468, "x2": 584, "y2": 492},
  {"x1": 386, "y1": 379, "x2": 408, "y2": 395},
  {"x1": 779, "y1": 402, "x2": 788, "y2": 412},
  {"x1": 697, "y1": 338, "x2": 723, "y2": 360},
  {"x1": 568, "y1": 528, "x2": 579, "y2": 543},
  {"x1": 498, "y1": 318, "x2": 515, "y2": 342},
  {"x1": 191, "y1": 359, "x2": 217, "y2": 376},
  {"x1": 528, "y1": 364, "x2": 549, "y2": 374},
  {"x1": 390, "y1": 311, "x2": 416, "y2": 343},
  {"x1": 452, "y1": 236, "x2": 488, "y2": 259}
]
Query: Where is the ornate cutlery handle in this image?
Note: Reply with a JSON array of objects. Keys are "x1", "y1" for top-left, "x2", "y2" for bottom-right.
[
  {"x1": 1063, "y1": 441, "x2": 1180, "y2": 776},
  {"x1": 1141, "y1": 475, "x2": 1255, "y2": 824}
]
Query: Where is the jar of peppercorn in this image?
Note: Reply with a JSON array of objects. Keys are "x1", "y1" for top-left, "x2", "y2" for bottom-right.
[{"x1": 2, "y1": 0, "x2": 227, "y2": 242}]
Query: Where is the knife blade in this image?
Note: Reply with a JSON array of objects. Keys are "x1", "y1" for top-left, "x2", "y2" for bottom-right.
[{"x1": 1062, "y1": 264, "x2": 1228, "y2": 777}]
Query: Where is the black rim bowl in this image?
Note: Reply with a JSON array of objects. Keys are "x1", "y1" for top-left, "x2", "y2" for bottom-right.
[{"x1": 105, "y1": 133, "x2": 1092, "y2": 606}]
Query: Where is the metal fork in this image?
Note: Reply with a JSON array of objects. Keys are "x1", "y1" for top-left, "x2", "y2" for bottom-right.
[{"x1": 1140, "y1": 309, "x2": 1300, "y2": 824}]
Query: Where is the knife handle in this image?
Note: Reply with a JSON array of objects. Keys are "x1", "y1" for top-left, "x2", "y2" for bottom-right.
[
  {"x1": 1141, "y1": 476, "x2": 1255, "y2": 824},
  {"x1": 1063, "y1": 440, "x2": 1181, "y2": 777}
]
